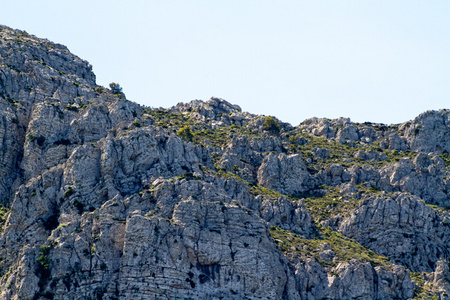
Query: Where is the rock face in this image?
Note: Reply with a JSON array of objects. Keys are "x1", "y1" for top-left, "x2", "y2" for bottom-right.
[
  {"x1": 0, "y1": 24, "x2": 450, "y2": 299},
  {"x1": 339, "y1": 193, "x2": 450, "y2": 272},
  {"x1": 257, "y1": 153, "x2": 313, "y2": 195}
]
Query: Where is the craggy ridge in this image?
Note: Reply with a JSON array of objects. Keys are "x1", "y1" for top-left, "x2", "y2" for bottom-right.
[{"x1": 0, "y1": 24, "x2": 450, "y2": 299}]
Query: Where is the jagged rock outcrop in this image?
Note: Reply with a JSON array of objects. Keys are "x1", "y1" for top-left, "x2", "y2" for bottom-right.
[
  {"x1": 292, "y1": 258, "x2": 414, "y2": 300},
  {"x1": 378, "y1": 155, "x2": 448, "y2": 206},
  {"x1": 313, "y1": 152, "x2": 450, "y2": 207},
  {"x1": 257, "y1": 153, "x2": 314, "y2": 195},
  {"x1": 403, "y1": 110, "x2": 450, "y2": 153},
  {"x1": 1, "y1": 24, "x2": 450, "y2": 299},
  {"x1": 339, "y1": 192, "x2": 450, "y2": 272},
  {"x1": 300, "y1": 109, "x2": 450, "y2": 155}
]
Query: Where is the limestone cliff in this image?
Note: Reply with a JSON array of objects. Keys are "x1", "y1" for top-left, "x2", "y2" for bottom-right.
[{"x1": 0, "y1": 24, "x2": 449, "y2": 299}]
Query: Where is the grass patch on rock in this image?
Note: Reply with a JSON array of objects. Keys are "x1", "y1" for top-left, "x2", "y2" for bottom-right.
[
  {"x1": 301, "y1": 186, "x2": 360, "y2": 223},
  {"x1": 270, "y1": 225, "x2": 390, "y2": 268}
]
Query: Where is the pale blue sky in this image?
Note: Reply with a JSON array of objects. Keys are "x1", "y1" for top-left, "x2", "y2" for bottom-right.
[{"x1": 2, "y1": 1, "x2": 450, "y2": 125}]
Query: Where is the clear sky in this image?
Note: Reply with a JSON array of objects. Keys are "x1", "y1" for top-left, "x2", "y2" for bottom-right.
[{"x1": 1, "y1": 1, "x2": 450, "y2": 125}]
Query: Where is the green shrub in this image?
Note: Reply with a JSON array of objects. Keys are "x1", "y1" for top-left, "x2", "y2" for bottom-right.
[
  {"x1": 94, "y1": 86, "x2": 107, "y2": 94},
  {"x1": 35, "y1": 244, "x2": 53, "y2": 286},
  {"x1": 263, "y1": 116, "x2": 281, "y2": 135},
  {"x1": 109, "y1": 82, "x2": 123, "y2": 94},
  {"x1": 177, "y1": 126, "x2": 194, "y2": 142},
  {"x1": 289, "y1": 134, "x2": 299, "y2": 144}
]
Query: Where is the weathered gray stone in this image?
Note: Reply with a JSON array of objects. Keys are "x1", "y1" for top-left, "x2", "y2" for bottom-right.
[
  {"x1": 339, "y1": 193, "x2": 450, "y2": 272},
  {"x1": 1, "y1": 24, "x2": 446, "y2": 299},
  {"x1": 257, "y1": 153, "x2": 314, "y2": 195}
]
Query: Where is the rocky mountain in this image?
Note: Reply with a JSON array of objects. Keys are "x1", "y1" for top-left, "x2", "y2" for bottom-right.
[{"x1": 0, "y1": 24, "x2": 450, "y2": 299}]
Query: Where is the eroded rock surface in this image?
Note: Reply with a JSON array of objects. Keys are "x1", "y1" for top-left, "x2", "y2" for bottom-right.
[{"x1": 0, "y1": 24, "x2": 449, "y2": 299}]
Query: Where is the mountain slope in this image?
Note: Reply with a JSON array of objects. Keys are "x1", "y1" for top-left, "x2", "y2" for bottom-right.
[{"x1": 0, "y1": 25, "x2": 449, "y2": 299}]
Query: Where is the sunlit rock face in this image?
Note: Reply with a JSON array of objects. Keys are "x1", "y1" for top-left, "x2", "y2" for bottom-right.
[{"x1": 0, "y1": 24, "x2": 448, "y2": 299}]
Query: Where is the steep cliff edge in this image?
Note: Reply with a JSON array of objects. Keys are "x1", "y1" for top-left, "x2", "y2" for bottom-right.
[{"x1": 0, "y1": 25, "x2": 449, "y2": 299}]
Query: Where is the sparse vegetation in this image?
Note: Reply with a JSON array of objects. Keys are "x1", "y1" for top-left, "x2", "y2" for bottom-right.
[
  {"x1": 145, "y1": 109, "x2": 193, "y2": 127},
  {"x1": 301, "y1": 186, "x2": 361, "y2": 222},
  {"x1": 94, "y1": 86, "x2": 108, "y2": 94},
  {"x1": 250, "y1": 185, "x2": 283, "y2": 199},
  {"x1": 270, "y1": 226, "x2": 390, "y2": 268},
  {"x1": 410, "y1": 271, "x2": 439, "y2": 299},
  {"x1": 36, "y1": 245, "x2": 51, "y2": 279},
  {"x1": 439, "y1": 152, "x2": 450, "y2": 170},
  {"x1": 0, "y1": 206, "x2": 9, "y2": 232},
  {"x1": 287, "y1": 131, "x2": 417, "y2": 172},
  {"x1": 2, "y1": 29, "x2": 450, "y2": 298},
  {"x1": 177, "y1": 172, "x2": 201, "y2": 181},
  {"x1": 35, "y1": 241, "x2": 57, "y2": 292},
  {"x1": 143, "y1": 107, "x2": 258, "y2": 147}
]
